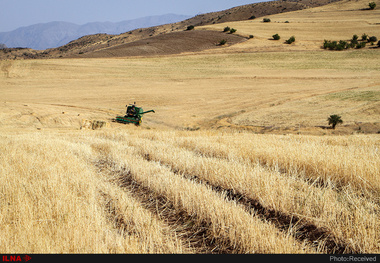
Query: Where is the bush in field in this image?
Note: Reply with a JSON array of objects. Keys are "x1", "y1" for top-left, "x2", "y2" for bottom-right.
[
  {"x1": 285, "y1": 36, "x2": 295, "y2": 44},
  {"x1": 323, "y1": 40, "x2": 349, "y2": 50},
  {"x1": 356, "y1": 42, "x2": 366, "y2": 49},
  {"x1": 218, "y1": 39, "x2": 227, "y2": 46},
  {"x1": 368, "y1": 36, "x2": 377, "y2": 43},
  {"x1": 263, "y1": 18, "x2": 271, "y2": 23},
  {"x1": 352, "y1": 34, "x2": 359, "y2": 43},
  {"x1": 369, "y1": 2, "x2": 376, "y2": 9},
  {"x1": 186, "y1": 25, "x2": 195, "y2": 31},
  {"x1": 223, "y1": 26, "x2": 231, "y2": 32},
  {"x1": 337, "y1": 40, "x2": 349, "y2": 50},
  {"x1": 328, "y1": 115, "x2": 343, "y2": 129},
  {"x1": 272, "y1": 34, "x2": 281, "y2": 40},
  {"x1": 229, "y1": 28, "x2": 237, "y2": 34}
]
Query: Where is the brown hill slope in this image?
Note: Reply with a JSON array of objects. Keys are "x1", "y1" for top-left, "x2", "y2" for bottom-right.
[
  {"x1": 0, "y1": 0, "x2": 342, "y2": 60},
  {"x1": 74, "y1": 30, "x2": 246, "y2": 58}
]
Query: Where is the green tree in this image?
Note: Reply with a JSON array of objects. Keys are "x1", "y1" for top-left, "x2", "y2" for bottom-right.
[
  {"x1": 368, "y1": 36, "x2": 377, "y2": 43},
  {"x1": 369, "y1": 2, "x2": 376, "y2": 10},
  {"x1": 327, "y1": 115, "x2": 343, "y2": 129},
  {"x1": 218, "y1": 39, "x2": 227, "y2": 46},
  {"x1": 223, "y1": 26, "x2": 231, "y2": 32},
  {"x1": 229, "y1": 28, "x2": 237, "y2": 34},
  {"x1": 272, "y1": 34, "x2": 281, "y2": 40},
  {"x1": 285, "y1": 36, "x2": 295, "y2": 44}
]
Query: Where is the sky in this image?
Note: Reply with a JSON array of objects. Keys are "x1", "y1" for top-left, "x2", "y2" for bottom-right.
[{"x1": 0, "y1": 0, "x2": 271, "y2": 32}]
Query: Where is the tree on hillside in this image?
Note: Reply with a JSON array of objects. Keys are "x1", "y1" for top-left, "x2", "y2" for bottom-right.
[
  {"x1": 369, "y1": 2, "x2": 376, "y2": 9},
  {"x1": 223, "y1": 26, "x2": 231, "y2": 32},
  {"x1": 327, "y1": 115, "x2": 343, "y2": 129},
  {"x1": 229, "y1": 28, "x2": 237, "y2": 34}
]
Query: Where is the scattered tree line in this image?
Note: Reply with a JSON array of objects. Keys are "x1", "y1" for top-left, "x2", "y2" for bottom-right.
[{"x1": 323, "y1": 34, "x2": 379, "y2": 50}]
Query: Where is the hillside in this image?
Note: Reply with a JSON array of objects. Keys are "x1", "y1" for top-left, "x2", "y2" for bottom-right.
[
  {"x1": 74, "y1": 30, "x2": 246, "y2": 58},
  {"x1": 0, "y1": 0, "x2": 342, "y2": 59}
]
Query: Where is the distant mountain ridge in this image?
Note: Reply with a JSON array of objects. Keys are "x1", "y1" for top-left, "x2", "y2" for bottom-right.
[{"x1": 0, "y1": 14, "x2": 190, "y2": 50}]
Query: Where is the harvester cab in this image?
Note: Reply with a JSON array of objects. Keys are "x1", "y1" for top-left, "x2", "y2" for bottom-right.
[{"x1": 114, "y1": 103, "x2": 155, "y2": 126}]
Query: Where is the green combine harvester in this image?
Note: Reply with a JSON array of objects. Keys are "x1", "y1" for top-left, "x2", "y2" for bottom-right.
[{"x1": 114, "y1": 103, "x2": 155, "y2": 126}]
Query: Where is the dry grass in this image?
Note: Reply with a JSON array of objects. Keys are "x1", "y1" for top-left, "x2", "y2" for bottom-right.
[
  {"x1": 0, "y1": 133, "x2": 188, "y2": 253},
  {"x1": 0, "y1": 129, "x2": 379, "y2": 253},
  {"x1": 1, "y1": 49, "x2": 379, "y2": 133}
]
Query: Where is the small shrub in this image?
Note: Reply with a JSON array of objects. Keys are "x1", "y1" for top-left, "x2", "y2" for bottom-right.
[
  {"x1": 369, "y1": 2, "x2": 376, "y2": 9},
  {"x1": 229, "y1": 28, "x2": 237, "y2": 34},
  {"x1": 323, "y1": 40, "x2": 349, "y2": 50},
  {"x1": 223, "y1": 26, "x2": 231, "y2": 32},
  {"x1": 186, "y1": 25, "x2": 195, "y2": 31},
  {"x1": 272, "y1": 34, "x2": 281, "y2": 40},
  {"x1": 285, "y1": 36, "x2": 295, "y2": 44},
  {"x1": 368, "y1": 36, "x2": 377, "y2": 43},
  {"x1": 356, "y1": 42, "x2": 366, "y2": 49},
  {"x1": 263, "y1": 18, "x2": 271, "y2": 23},
  {"x1": 336, "y1": 40, "x2": 348, "y2": 50},
  {"x1": 218, "y1": 39, "x2": 227, "y2": 46},
  {"x1": 249, "y1": 35, "x2": 254, "y2": 39},
  {"x1": 323, "y1": 40, "x2": 332, "y2": 49},
  {"x1": 249, "y1": 15, "x2": 256, "y2": 20}
]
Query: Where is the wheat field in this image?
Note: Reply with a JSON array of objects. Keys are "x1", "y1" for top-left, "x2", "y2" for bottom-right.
[
  {"x1": 1, "y1": 0, "x2": 380, "y2": 254},
  {"x1": 0, "y1": 129, "x2": 379, "y2": 253}
]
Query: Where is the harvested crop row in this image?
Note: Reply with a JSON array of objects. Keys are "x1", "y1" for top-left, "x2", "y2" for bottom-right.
[
  {"x1": 164, "y1": 132, "x2": 380, "y2": 197},
  {"x1": 118, "y1": 133, "x2": 379, "y2": 253},
  {"x1": 95, "y1": 177, "x2": 190, "y2": 253},
  {"x1": 91, "y1": 138, "x2": 312, "y2": 253},
  {"x1": 0, "y1": 134, "x2": 147, "y2": 253},
  {"x1": 95, "y1": 157, "x2": 229, "y2": 253}
]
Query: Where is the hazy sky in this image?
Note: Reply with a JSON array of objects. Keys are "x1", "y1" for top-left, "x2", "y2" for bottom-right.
[{"x1": 0, "y1": 0, "x2": 271, "y2": 32}]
